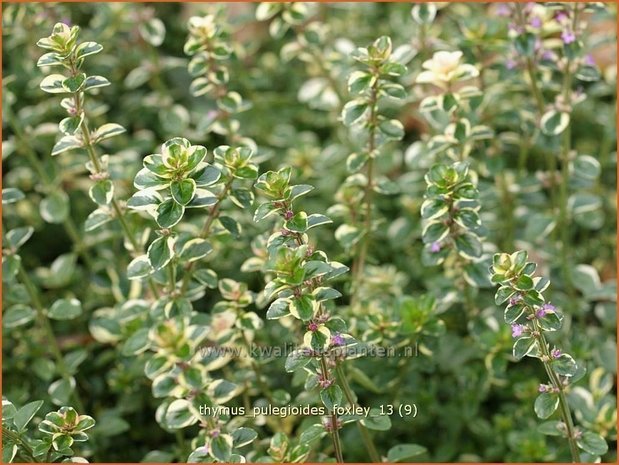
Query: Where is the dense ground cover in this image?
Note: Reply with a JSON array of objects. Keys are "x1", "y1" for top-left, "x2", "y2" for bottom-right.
[{"x1": 2, "y1": 2, "x2": 617, "y2": 463}]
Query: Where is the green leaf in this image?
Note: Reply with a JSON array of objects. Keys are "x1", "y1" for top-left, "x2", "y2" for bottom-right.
[
  {"x1": 571, "y1": 264, "x2": 601, "y2": 297},
  {"x1": 52, "y1": 135, "x2": 82, "y2": 156},
  {"x1": 41, "y1": 192, "x2": 70, "y2": 224},
  {"x1": 139, "y1": 18, "x2": 166, "y2": 47},
  {"x1": 299, "y1": 424, "x2": 326, "y2": 444},
  {"x1": 347, "y1": 152, "x2": 369, "y2": 172},
  {"x1": 170, "y1": 179, "x2": 197, "y2": 206},
  {"x1": 577, "y1": 431, "x2": 608, "y2": 456},
  {"x1": 361, "y1": 408, "x2": 392, "y2": 431},
  {"x1": 232, "y1": 427, "x2": 258, "y2": 448},
  {"x1": 454, "y1": 232, "x2": 482, "y2": 259},
  {"x1": 148, "y1": 236, "x2": 174, "y2": 270},
  {"x1": 513, "y1": 337, "x2": 537, "y2": 360},
  {"x1": 48, "y1": 377, "x2": 76, "y2": 405},
  {"x1": 180, "y1": 239, "x2": 212, "y2": 263},
  {"x1": 40, "y1": 74, "x2": 67, "y2": 93},
  {"x1": 515, "y1": 274, "x2": 534, "y2": 291},
  {"x1": 290, "y1": 295, "x2": 315, "y2": 321},
  {"x1": 313, "y1": 287, "x2": 342, "y2": 302},
  {"x1": 37, "y1": 52, "x2": 63, "y2": 67},
  {"x1": 285, "y1": 349, "x2": 312, "y2": 372},
  {"x1": 75, "y1": 41, "x2": 103, "y2": 59},
  {"x1": 341, "y1": 99, "x2": 368, "y2": 126},
  {"x1": 285, "y1": 211, "x2": 308, "y2": 233},
  {"x1": 122, "y1": 328, "x2": 150, "y2": 356},
  {"x1": 84, "y1": 75, "x2": 111, "y2": 91},
  {"x1": 534, "y1": 393, "x2": 559, "y2": 419},
  {"x1": 48, "y1": 298, "x2": 82, "y2": 320},
  {"x1": 85, "y1": 208, "x2": 112, "y2": 231},
  {"x1": 14, "y1": 401, "x2": 44, "y2": 432},
  {"x1": 288, "y1": 184, "x2": 314, "y2": 201},
  {"x1": 59, "y1": 115, "x2": 83, "y2": 135},
  {"x1": 6, "y1": 226, "x2": 34, "y2": 250},
  {"x1": 411, "y1": 3, "x2": 436, "y2": 23},
  {"x1": 210, "y1": 434, "x2": 233, "y2": 462},
  {"x1": 165, "y1": 399, "x2": 197, "y2": 429},
  {"x1": 2, "y1": 255, "x2": 21, "y2": 282},
  {"x1": 127, "y1": 190, "x2": 162, "y2": 211},
  {"x1": 3, "y1": 305, "x2": 36, "y2": 328},
  {"x1": 306, "y1": 214, "x2": 332, "y2": 230},
  {"x1": 552, "y1": 354, "x2": 577, "y2": 377},
  {"x1": 62, "y1": 73, "x2": 86, "y2": 93},
  {"x1": 387, "y1": 444, "x2": 427, "y2": 462},
  {"x1": 379, "y1": 119, "x2": 405, "y2": 140},
  {"x1": 127, "y1": 255, "x2": 154, "y2": 280},
  {"x1": 156, "y1": 199, "x2": 185, "y2": 228},
  {"x1": 220, "y1": 216, "x2": 241, "y2": 238},
  {"x1": 504, "y1": 304, "x2": 525, "y2": 324},
  {"x1": 2, "y1": 187, "x2": 25, "y2": 204},
  {"x1": 95, "y1": 123, "x2": 126, "y2": 142},
  {"x1": 422, "y1": 222, "x2": 450, "y2": 244},
  {"x1": 89, "y1": 180, "x2": 114, "y2": 206},
  {"x1": 267, "y1": 298, "x2": 291, "y2": 320},
  {"x1": 540, "y1": 110, "x2": 570, "y2": 136},
  {"x1": 320, "y1": 385, "x2": 343, "y2": 411}
]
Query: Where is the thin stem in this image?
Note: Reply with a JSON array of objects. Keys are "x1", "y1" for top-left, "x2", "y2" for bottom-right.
[
  {"x1": 350, "y1": 80, "x2": 379, "y2": 308},
  {"x1": 514, "y1": 3, "x2": 558, "y2": 210},
  {"x1": 2, "y1": 426, "x2": 38, "y2": 462},
  {"x1": 290, "y1": 233, "x2": 344, "y2": 463},
  {"x1": 180, "y1": 177, "x2": 234, "y2": 293},
  {"x1": 335, "y1": 364, "x2": 381, "y2": 462},
  {"x1": 319, "y1": 357, "x2": 344, "y2": 463},
  {"x1": 557, "y1": 4, "x2": 580, "y2": 299},
  {"x1": 76, "y1": 100, "x2": 160, "y2": 300},
  {"x1": 533, "y1": 320, "x2": 580, "y2": 462}
]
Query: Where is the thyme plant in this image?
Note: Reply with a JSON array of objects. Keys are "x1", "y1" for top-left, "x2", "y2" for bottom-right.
[{"x1": 3, "y1": 3, "x2": 616, "y2": 463}]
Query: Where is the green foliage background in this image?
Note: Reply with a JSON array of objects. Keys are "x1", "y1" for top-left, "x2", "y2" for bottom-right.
[{"x1": 2, "y1": 2, "x2": 617, "y2": 463}]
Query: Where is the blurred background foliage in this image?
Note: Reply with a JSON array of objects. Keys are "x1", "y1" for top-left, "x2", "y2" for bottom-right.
[{"x1": 2, "y1": 2, "x2": 617, "y2": 462}]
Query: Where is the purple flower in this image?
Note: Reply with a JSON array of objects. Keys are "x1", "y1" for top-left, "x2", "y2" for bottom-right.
[
  {"x1": 308, "y1": 322, "x2": 318, "y2": 332},
  {"x1": 331, "y1": 332, "x2": 345, "y2": 347},
  {"x1": 496, "y1": 3, "x2": 511, "y2": 17},
  {"x1": 561, "y1": 30, "x2": 576, "y2": 45},
  {"x1": 505, "y1": 58, "x2": 518, "y2": 70},
  {"x1": 554, "y1": 11, "x2": 569, "y2": 23},
  {"x1": 530, "y1": 16, "x2": 542, "y2": 29},
  {"x1": 541, "y1": 49, "x2": 556, "y2": 61},
  {"x1": 509, "y1": 294, "x2": 522, "y2": 306},
  {"x1": 538, "y1": 384, "x2": 548, "y2": 393},
  {"x1": 430, "y1": 242, "x2": 441, "y2": 253},
  {"x1": 511, "y1": 324, "x2": 526, "y2": 338},
  {"x1": 584, "y1": 54, "x2": 596, "y2": 66},
  {"x1": 537, "y1": 302, "x2": 556, "y2": 318},
  {"x1": 551, "y1": 348, "x2": 561, "y2": 359},
  {"x1": 284, "y1": 210, "x2": 294, "y2": 220}
]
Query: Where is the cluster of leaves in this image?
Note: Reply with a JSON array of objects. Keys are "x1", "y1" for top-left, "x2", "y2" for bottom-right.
[
  {"x1": 491, "y1": 250, "x2": 609, "y2": 461},
  {"x1": 2, "y1": 2, "x2": 616, "y2": 464}
]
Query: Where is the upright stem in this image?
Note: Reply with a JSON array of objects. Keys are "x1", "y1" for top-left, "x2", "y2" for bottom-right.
[
  {"x1": 514, "y1": 3, "x2": 557, "y2": 209},
  {"x1": 350, "y1": 80, "x2": 379, "y2": 308},
  {"x1": 75, "y1": 99, "x2": 160, "y2": 300},
  {"x1": 557, "y1": 4, "x2": 580, "y2": 299},
  {"x1": 335, "y1": 364, "x2": 381, "y2": 462},
  {"x1": 319, "y1": 357, "x2": 344, "y2": 463},
  {"x1": 2, "y1": 426, "x2": 38, "y2": 462},
  {"x1": 533, "y1": 320, "x2": 580, "y2": 462},
  {"x1": 179, "y1": 177, "x2": 234, "y2": 293}
]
